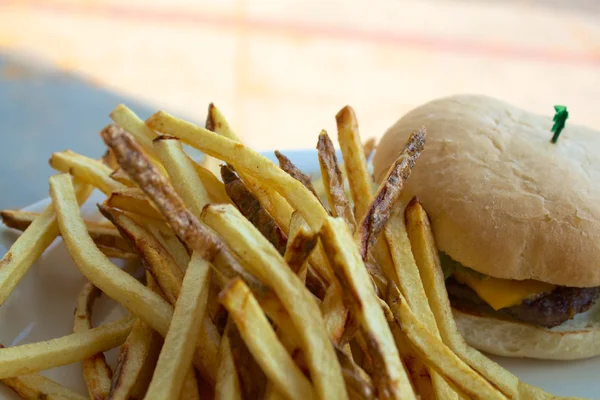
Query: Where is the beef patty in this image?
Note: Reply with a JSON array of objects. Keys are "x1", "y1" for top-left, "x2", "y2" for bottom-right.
[{"x1": 446, "y1": 278, "x2": 600, "y2": 328}]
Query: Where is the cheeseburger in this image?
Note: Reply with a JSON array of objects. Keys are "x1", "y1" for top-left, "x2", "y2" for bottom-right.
[{"x1": 373, "y1": 94, "x2": 600, "y2": 360}]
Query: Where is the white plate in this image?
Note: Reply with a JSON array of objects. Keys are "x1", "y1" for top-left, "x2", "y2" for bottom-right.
[{"x1": 1, "y1": 150, "x2": 599, "y2": 399}]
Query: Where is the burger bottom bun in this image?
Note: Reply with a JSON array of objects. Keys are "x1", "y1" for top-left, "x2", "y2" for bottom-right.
[{"x1": 453, "y1": 304, "x2": 600, "y2": 360}]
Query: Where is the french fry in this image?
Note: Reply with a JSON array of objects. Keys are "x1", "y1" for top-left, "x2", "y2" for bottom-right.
[
  {"x1": 97, "y1": 245, "x2": 138, "y2": 260},
  {"x1": 148, "y1": 112, "x2": 339, "y2": 287},
  {"x1": 222, "y1": 165, "x2": 288, "y2": 255},
  {"x1": 110, "y1": 168, "x2": 136, "y2": 187},
  {"x1": 275, "y1": 150, "x2": 322, "y2": 203},
  {"x1": 102, "y1": 149, "x2": 119, "y2": 170},
  {"x1": 242, "y1": 174, "x2": 294, "y2": 234},
  {"x1": 73, "y1": 282, "x2": 113, "y2": 400},
  {"x1": 0, "y1": 315, "x2": 134, "y2": 378},
  {"x1": 0, "y1": 179, "x2": 92, "y2": 306},
  {"x1": 99, "y1": 205, "x2": 220, "y2": 385},
  {"x1": 220, "y1": 279, "x2": 316, "y2": 400},
  {"x1": 356, "y1": 128, "x2": 426, "y2": 260},
  {"x1": 227, "y1": 320, "x2": 267, "y2": 400},
  {"x1": 110, "y1": 104, "x2": 159, "y2": 157},
  {"x1": 153, "y1": 136, "x2": 211, "y2": 217},
  {"x1": 105, "y1": 188, "x2": 164, "y2": 221},
  {"x1": 386, "y1": 285, "x2": 506, "y2": 400},
  {"x1": 404, "y1": 198, "x2": 543, "y2": 399},
  {"x1": 50, "y1": 174, "x2": 173, "y2": 334},
  {"x1": 334, "y1": 106, "x2": 402, "y2": 293},
  {"x1": 51, "y1": 174, "x2": 222, "y2": 388},
  {"x1": 214, "y1": 321, "x2": 243, "y2": 400},
  {"x1": 50, "y1": 150, "x2": 125, "y2": 195},
  {"x1": 362, "y1": 137, "x2": 376, "y2": 162},
  {"x1": 126, "y1": 216, "x2": 191, "y2": 271},
  {"x1": 283, "y1": 211, "x2": 318, "y2": 274},
  {"x1": 334, "y1": 346, "x2": 375, "y2": 400},
  {"x1": 0, "y1": 368, "x2": 87, "y2": 400},
  {"x1": 191, "y1": 161, "x2": 232, "y2": 205},
  {"x1": 99, "y1": 205, "x2": 184, "y2": 307},
  {"x1": 146, "y1": 252, "x2": 211, "y2": 399},
  {"x1": 1, "y1": 209, "x2": 133, "y2": 254},
  {"x1": 206, "y1": 104, "x2": 294, "y2": 234},
  {"x1": 317, "y1": 131, "x2": 355, "y2": 229},
  {"x1": 203, "y1": 204, "x2": 347, "y2": 400},
  {"x1": 335, "y1": 106, "x2": 373, "y2": 221},
  {"x1": 147, "y1": 111, "x2": 329, "y2": 232},
  {"x1": 100, "y1": 124, "x2": 263, "y2": 292},
  {"x1": 320, "y1": 217, "x2": 416, "y2": 400},
  {"x1": 385, "y1": 208, "x2": 458, "y2": 400},
  {"x1": 108, "y1": 318, "x2": 156, "y2": 400},
  {"x1": 321, "y1": 284, "x2": 350, "y2": 345}
]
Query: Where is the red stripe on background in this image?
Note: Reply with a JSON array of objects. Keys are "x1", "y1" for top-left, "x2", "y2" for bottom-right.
[{"x1": 2, "y1": 1, "x2": 600, "y2": 66}]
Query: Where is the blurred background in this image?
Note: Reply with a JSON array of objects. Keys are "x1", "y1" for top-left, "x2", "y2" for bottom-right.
[{"x1": 1, "y1": 0, "x2": 599, "y2": 208}]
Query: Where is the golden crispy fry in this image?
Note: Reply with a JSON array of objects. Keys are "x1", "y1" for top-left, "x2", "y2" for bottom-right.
[
  {"x1": 320, "y1": 217, "x2": 415, "y2": 400},
  {"x1": 220, "y1": 279, "x2": 316, "y2": 400},
  {"x1": 321, "y1": 284, "x2": 350, "y2": 345},
  {"x1": 206, "y1": 104, "x2": 294, "y2": 233},
  {"x1": 275, "y1": 150, "x2": 322, "y2": 203},
  {"x1": 404, "y1": 199, "x2": 544, "y2": 399},
  {"x1": 1, "y1": 209, "x2": 133, "y2": 255},
  {"x1": 109, "y1": 104, "x2": 169, "y2": 175},
  {"x1": 102, "y1": 149, "x2": 119, "y2": 170},
  {"x1": 226, "y1": 320, "x2": 267, "y2": 399},
  {"x1": 148, "y1": 112, "x2": 339, "y2": 287},
  {"x1": 99, "y1": 205, "x2": 184, "y2": 306},
  {"x1": 101, "y1": 125, "x2": 263, "y2": 293},
  {"x1": 356, "y1": 128, "x2": 426, "y2": 260},
  {"x1": 386, "y1": 285, "x2": 505, "y2": 400},
  {"x1": 222, "y1": 165, "x2": 288, "y2": 255},
  {"x1": 317, "y1": 131, "x2": 355, "y2": 229},
  {"x1": 97, "y1": 245, "x2": 138, "y2": 260},
  {"x1": 215, "y1": 321, "x2": 243, "y2": 400},
  {"x1": 110, "y1": 168, "x2": 136, "y2": 187},
  {"x1": 110, "y1": 104, "x2": 159, "y2": 156},
  {"x1": 242, "y1": 175, "x2": 294, "y2": 234},
  {"x1": 108, "y1": 318, "x2": 156, "y2": 400},
  {"x1": 50, "y1": 150, "x2": 125, "y2": 195},
  {"x1": 191, "y1": 161, "x2": 232, "y2": 205},
  {"x1": 283, "y1": 212, "x2": 318, "y2": 274},
  {"x1": 334, "y1": 346, "x2": 375, "y2": 400},
  {"x1": 0, "y1": 180, "x2": 92, "y2": 306},
  {"x1": 0, "y1": 368, "x2": 87, "y2": 400},
  {"x1": 146, "y1": 253, "x2": 211, "y2": 399},
  {"x1": 142, "y1": 220, "x2": 191, "y2": 271},
  {"x1": 335, "y1": 106, "x2": 373, "y2": 221},
  {"x1": 0, "y1": 315, "x2": 134, "y2": 378},
  {"x1": 153, "y1": 136, "x2": 211, "y2": 217},
  {"x1": 99, "y1": 206, "x2": 220, "y2": 385},
  {"x1": 385, "y1": 208, "x2": 458, "y2": 400},
  {"x1": 147, "y1": 111, "x2": 329, "y2": 231},
  {"x1": 74, "y1": 282, "x2": 113, "y2": 400},
  {"x1": 50, "y1": 174, "x2": 174, "y2": 335},
  {"x1": 51, "y1": 174, "x2": 221, "y2": 387},
  {"x1": 333, "y1": 106, "x2": 403, "y2": 302},
  {"x1": 203, "y1": 204, "x2": 347, "y2": 400},
  {"x1": 362, "y1": 137, "x2": 376, "y2": 162},
  {"x1": 335, "y1": 109, "x2": 440, "y2": 398},
  {"x1": 105, "y1": 188, "x2": 164, "y2": 221}
]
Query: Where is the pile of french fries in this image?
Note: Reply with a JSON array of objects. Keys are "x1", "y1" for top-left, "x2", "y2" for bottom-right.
[{"x1": 0, "y1": 103, "x2": 568, "y2": 400}]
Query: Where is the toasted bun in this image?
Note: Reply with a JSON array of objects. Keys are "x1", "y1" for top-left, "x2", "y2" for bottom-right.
[
  {"x1": 453, "y1": 305, "x2": 600, "y2": 360},
  {"x1": 373, "y1": 94, "x2": 600, "y2": 287}
]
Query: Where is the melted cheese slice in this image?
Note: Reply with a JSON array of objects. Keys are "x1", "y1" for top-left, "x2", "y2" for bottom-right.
[{"x1": 454, "y1": 270, "x2": 556, "y2": 310}]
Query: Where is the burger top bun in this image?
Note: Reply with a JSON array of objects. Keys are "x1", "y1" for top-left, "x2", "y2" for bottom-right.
[{"x1": 373, "y1": 94, "x2": 600, "y2": 287}]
